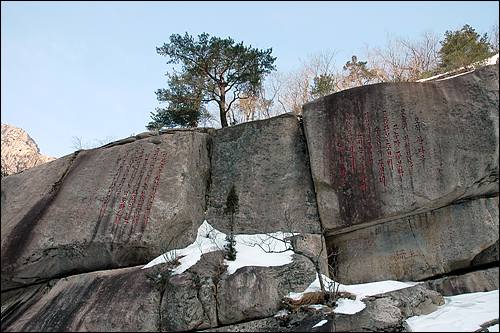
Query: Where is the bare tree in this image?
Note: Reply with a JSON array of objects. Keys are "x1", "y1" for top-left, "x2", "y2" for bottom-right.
[
  {"x1": 366, "y1": 32, "x2": 440, "y2": 82},
  {"x1": 71, "y1": 136, "x2": 85, "y2": 151},
  {"x1": 274, "y1": 50, "x2": 340, "y2": 115},
  {"x1": 71, "y1": 135, "x2": 117, "y2": 151},
  {"x1": 243, "y1": 210, "x2": 342, "y2": 307},
  {"x1": 490, "y1": 22, "x2": 499, "y2": 53}
]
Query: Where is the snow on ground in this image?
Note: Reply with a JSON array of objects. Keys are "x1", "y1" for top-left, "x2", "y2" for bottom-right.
[
  {"x1": 312, "y1": 319, "x2": 328, "y2": 328},
  {"x1": 142, "y1": 220, "x2": 296, "y2": 274},
  {"x1": 436, "y1": 69, "x2": 475, "y2": 81},
  {"x1": 405, "y1": 290, "x2": 499, "y2": 332},
  {"x1": 416, "y1": 53, "x2": 498, "y2": 82},
  {"x1": 489, "y1": 324, "x2": 499, "y2": 332},
  {"x1": 287, "y1": 274, "x2": 416, "y2": 315},
  {"x1": 226, "y1": 232, "x2": 296, "y2": 274},
  {"x1": 486, "y1": 53, "x2": 499, "y2": 65}
]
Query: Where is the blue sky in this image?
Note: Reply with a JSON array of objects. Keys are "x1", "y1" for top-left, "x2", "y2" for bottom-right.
[{"x1": 2, "y1": 1, "x2": 498, "y2": 157}]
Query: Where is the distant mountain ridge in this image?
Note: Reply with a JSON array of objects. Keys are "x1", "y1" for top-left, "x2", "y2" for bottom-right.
[{"x1": 1, "y1": 123, "x2": 55, "y2": 176}]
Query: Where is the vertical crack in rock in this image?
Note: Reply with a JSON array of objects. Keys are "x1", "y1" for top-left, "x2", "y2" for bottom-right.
[
  {"x1": 297, "y1": 114, "x2": 325, "y2": 234},
  {"x1": 205, "y1": 132, "x2": 213, "y2": 214},
  {"x1": 407, "y1": 217, "x2": 434, "y2": 274}
]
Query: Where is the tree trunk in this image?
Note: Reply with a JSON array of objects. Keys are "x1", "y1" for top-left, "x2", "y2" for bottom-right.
[{"x1": 219, "y1": 92, "x2": 228, "y2": 128}]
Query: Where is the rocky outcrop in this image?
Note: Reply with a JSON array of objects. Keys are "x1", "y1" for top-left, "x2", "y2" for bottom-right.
[
  {"x1": 1, "y1": 124, "x2": 55, "y2": 176},
  {"x1": 216, "y1": 255, "x2": 316, "y2": 325},
  {"x1": 1, "y1": 131, "x2": 210, "y2": 290},
  {"x1": 303, "y1": 64, "x2": 499, "y2": 234},
  {"x1": 202, "y1": 284, "x2": 444, "y2": 332},
  {"x1": 1, "y1": 122, "x2": 327, "y2": 331},
  {"x1": 328, "y1": 197, "x2": 499, "y2": 283},
  {"x1": 1, "y1": 64, "x2": 498, "y2": 332}
]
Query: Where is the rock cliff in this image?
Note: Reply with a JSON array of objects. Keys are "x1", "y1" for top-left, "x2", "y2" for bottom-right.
[
  {"x1": 1, "y1": 64, "x2": 498, "y2": 332},
  {"x1": 1, "y1": 124, "x2": 55, "y2": 176}
]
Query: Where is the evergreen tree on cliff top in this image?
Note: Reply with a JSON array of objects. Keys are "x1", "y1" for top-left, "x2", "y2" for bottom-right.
[
  {"x1": 148, "y1": 33, "x2": 276, "y2": 129},
  {"x1": 438, "y1": 24, "x2": 493, "y2": 72}
]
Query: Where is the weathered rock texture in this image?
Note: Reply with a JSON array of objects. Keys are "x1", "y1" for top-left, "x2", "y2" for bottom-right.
[
  {"x1": 206, "y1": 113, "x2": 321, "y2": 235},
  {"x1": 328, "y1": 197, "x2": 499, "y2": 283},
  {"x1": 1, "y1": 266, "x2": 160, "y2": 332},
  {"x1": 204, "y1": 113, "x2": 328, "y2": 287},
  {"x1": 153, "y1": 250, "x2": 317, "y2": 331},
  {"x1": 303, "y1": 64, "x2": 499, "y2": 234},
  {"x1": 1, "y1": 131, "x2": 210, "y2": 290},
  {"x1": 423, "y1": 267, "x2": 499, "y2": 296},
  {"x1": 1, "y1": 124, "x2": 55, "y2": 176},
  {"x1": 203, "y1": 284, "x2": 444, "y2": 332}
]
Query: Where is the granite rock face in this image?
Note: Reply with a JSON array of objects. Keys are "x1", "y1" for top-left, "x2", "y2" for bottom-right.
[
  {"x1": 216, "y1": 255, "x2": 316, "y2": 325},
  {"x1": 1, "y1": 124, "x2": 55, "y2": 176},
  {"x1": 303, "y1": 64, "x2": 499, "y2": 234},
  {"x1": 1, "y1": 63, "x2": 499, "y2": 332},
  {"x1": 327, "y1": 197, "x2": 499, "y2": 283},
  {"x1": 1, "y1": 131, "x2": 210, "y2": 290},
  {"x1": 1, "y1": 266, "x2": 160, "y2": 332},
  {"x1": 206, "y1": 113, "x2": 321, "y2": 235}
]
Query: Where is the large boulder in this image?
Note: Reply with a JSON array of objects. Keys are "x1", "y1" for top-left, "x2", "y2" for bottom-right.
[
  {"x1": 1, "y1": 131, "x2": 210, "y2": 290},
  {"x1": 303, "y1": 64, "x2": 499, "y2": 234},
  {"x1": 1, "y1": 266, "x2": 160, "y2": 332},
  {"x1": 216, "y1": 255, "x2": 316, "y2": 325},
  {"x1": 206, "y1": 113, "x2": 321, "y2": 235},
  {"x1": 159, "y1": 251, "x2": 317, "y2": 330},
  {"x1": 328, "y1": 197, "x2": 499, "y2": 283}
]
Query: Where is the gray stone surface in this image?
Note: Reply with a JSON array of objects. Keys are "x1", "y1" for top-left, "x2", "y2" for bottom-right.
[
  {"x1": 200, "y1": 317, "x2": 282, "y2": 332},
  {"x1": 206, "y1": 113, "x2": 321, "y2": 235},
  {"x1": 303, "y1": 64, "x2": 499, "y2": 234},
  {"x1": 160, "y1": 251, "x2": 223, "y2": 331},
  {"x1": 365, "y1": 284, "x2": 444, "y2": 318},
  {"x1": 278, "y1": 285, "x2": 443, "y2": 332},
  {"x1": 1, "y1": 132, "x2": 210, "y2": 290},
  {"x1": 158, "y1": 250, "x2": 319, "y2": 330},
  {"x1": 424, "y1": 267, "x2": 499, "y2": 296},
  {"x1": 161, "y1": 272, "x2": 217, "y2": 331},
  {"x1": 328, "y1": 197, "x2": 499, "y2": 283},
  {"x1": 1, "y1": 266, "x2": 160, "y2": 332},
  {"x1": 216, "y1": 255, "x2": 316, "y2": 325}
]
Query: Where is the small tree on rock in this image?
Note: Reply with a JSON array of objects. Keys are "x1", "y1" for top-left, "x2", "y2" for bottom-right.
[{"x1": 223, "y1": 185, "x2": 239, "y2": 261}]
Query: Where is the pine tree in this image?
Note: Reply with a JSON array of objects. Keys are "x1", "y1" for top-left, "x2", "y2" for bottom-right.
[
  {"x1": 149, "y1": 33, "x2": 276, "y2": 129},
  {"x1": 438, "y1": 24, "x2": 493, "y2": 71},
  {"x1": 310, "y1": 74, "x2": 337, "y2": 99},
  {"x1": 341, "y1": 55, "x2": 377, "y2": 88},
  {"x1": 223, "y1": 185, "x2": 239, "y2": 261}
]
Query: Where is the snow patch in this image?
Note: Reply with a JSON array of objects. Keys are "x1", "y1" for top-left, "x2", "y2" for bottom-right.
[
  {"x1": 416, "y1": 53, "x2": 498, "y2": 82},
  {"x1": 489, "y1": 324, "x2": 499, "y2": 332},
  {"x1": 486, "y1": 53, "x2": 499, "y2": 65},
  {"x1": 405, "y1": 290, "x2": 499, "y2": 332},
  {"x1": 274, "y1": 309, "x2": 290, "y2": 318},
  {"x1": 334, "y1": 298, "x2": 366, "y2": 314},
  {"x1": 307, "y1": 304, "x2": 329, "y2": 311},
  {"x1": 312, "y1": 319, "x2": 328, "y2": 328},
  {"x1": 287, "y1": 274, "x2": 416, "y2": 315},
  {"x1": 142, "y1": 220, "x2": 296, "y2": 275}
]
